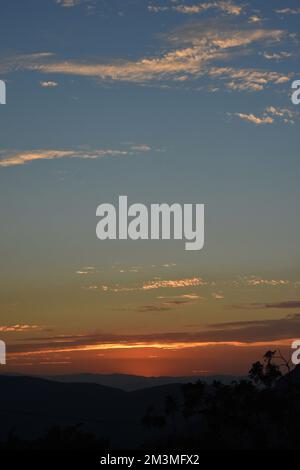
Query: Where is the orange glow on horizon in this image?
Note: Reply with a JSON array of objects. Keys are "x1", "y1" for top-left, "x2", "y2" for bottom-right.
[{"x1": 8, "y1": 337, "x2": 296, "y2": 359}]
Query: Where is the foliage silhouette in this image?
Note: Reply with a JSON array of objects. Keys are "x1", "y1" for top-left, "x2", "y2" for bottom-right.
[
  {"x1": 141, "y1": 351, "x2": 300, "y2": 450},
  {"x1": 0, "y1": 424, "x2": 110, "y2": 451}
]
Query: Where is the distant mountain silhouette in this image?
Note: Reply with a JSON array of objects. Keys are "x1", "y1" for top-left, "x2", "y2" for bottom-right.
[
  {"x1": 43, "y1": 373, "x2": 241, "y2": 391},
  {"x1": 2, "y1": 361, "x2": 300, "y2": 450},
  {"x1": 0, "y1": 375, "x2": 183, "y2": 448}
]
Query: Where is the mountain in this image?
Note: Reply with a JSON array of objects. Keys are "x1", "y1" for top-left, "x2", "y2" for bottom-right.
[
  {"x1": 43, "y1": 372, "x2": 240, "y2": 391},
  {"x1": 0, "y1": 375, "x2": 183, "y2": 448},
  {"x1": 1, "y1": 370, "x2": 300, "y2": 451}
]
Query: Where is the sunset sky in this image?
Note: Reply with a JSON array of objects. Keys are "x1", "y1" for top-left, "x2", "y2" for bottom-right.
[{"x1": 0, "y1": 0, "x2": 300, "y2": 377}]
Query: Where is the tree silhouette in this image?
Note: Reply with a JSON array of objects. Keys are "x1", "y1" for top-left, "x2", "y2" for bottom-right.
[
  {"x1": 249, "y1": 350, "x2": 288, "y2": 388},
  {"x1": 141, "y1": 351, "x2": 300, "y2": 450},
  {"x1": 1, "y1": 424, "x2": 110, "y2": 451}
]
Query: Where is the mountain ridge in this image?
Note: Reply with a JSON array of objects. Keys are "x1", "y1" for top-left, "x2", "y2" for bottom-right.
[{"x1": 42, "y1": 372, "x2": 242, "y2": 391}]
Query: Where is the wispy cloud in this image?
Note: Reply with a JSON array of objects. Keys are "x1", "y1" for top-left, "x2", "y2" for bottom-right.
[
  {"x1": 55, "y1": 0, "x2": 96, "y2": 7},
  {"x1": 138, "y1": 299, "x2": 194, "y2": 312},
  {"x1": 262, "y1": 51, "x2": 293, "y2": 61},
  {"x1": 233, "y1": 301, "x2": 300, "y2": 310},
  {"x1": 55, "y1": 0, "x2": 81, "y2": 7},
  {"x1": 231, "y1": 113, "x2": 274, "y2": 125},
  {"x1": 248, "y1": 15, "x2": 262, "y2": 24},
  {"x1": 212, "y1": 292, "x2": 224, "y2": 299},
  {"x1": 7, "y1": 314, "x2": 300, "y2": 357},
  {"x1": 87, "y1": 277, "x2": 207, "y2": 293},
  {"x1": 210, "y1": 67, "x2": 290, "y2": 91},
  {"x1": 40, "y1": 80, "x2": 58, "y2": 88},
  {"x1": 0, "y1": 324, "x2": 42, "y2": 332},
  {"x1": 130, "y1": 144, "x2": 151, "y2": 152},
  {"x1": 206, "y1": 314, "x2": 300, "y2": 341},
  {"x1": 149, "y1": 1, "x2": 244, "y2": 16},
  {"x1": 0, "y1": 145, "x2": 151, "y2": 168},
  {"x1": 157, "y1": 293, "x2": 202, "y2": 300},
  {"x1": 76, "y1": 266, "x2": 97, "y2": 275},
  {"x1": 0, "y1": 21, "x2": 289, "y2": 93},
  {"x1": 276, "y1": 8, "x2": 300, "y2": 15},
  {"x1": 142, "y1": 277, "x2": 207, "y2": 290},
  {"x1": 244, "y1": 276, "x2": 290, "y2": 286},
  {"x1": 230, "y1": 106, "x2": 297, "y2": 125}
]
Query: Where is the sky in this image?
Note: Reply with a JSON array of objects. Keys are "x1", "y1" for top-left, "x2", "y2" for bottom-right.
[{"x1": 0, "y1": 0, "x2": 300, "y2": 377}]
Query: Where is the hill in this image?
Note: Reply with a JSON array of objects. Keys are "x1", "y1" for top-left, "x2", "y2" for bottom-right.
[
  {"x1": 0, "y1": 375, "x2": 183, "y2": 448},
  {"x1": 43, "y1": 372, "x2": 240, "y2": 391}
]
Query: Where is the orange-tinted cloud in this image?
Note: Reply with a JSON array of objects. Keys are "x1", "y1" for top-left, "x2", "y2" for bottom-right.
[
  {"x1": 6, "y1": 314, "x2": 300, "y2": 359},
  {"x1": 0, "y1": 324, "x2": 42, "y2": 332},
  {"x1": 0, "y1": 144, "x2": 154, "y2": 167}
]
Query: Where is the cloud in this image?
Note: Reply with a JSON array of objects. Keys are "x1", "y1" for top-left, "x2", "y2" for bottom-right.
[
  {"x1": 234, "y1": 301, "x2": 300, "y2": 310},
  {"x1": 149, "y1": 1, "x2": 244, "y2": 16},
  {"x1": 55, "y1": 0, "x2": 81, "y2": 7},
  {"x1": 0, "y1": 52, "x2": 55, "y2": 74},
  {"x1": 85, "y1": 277, "x2": 207, "y2": 293},
  {"x1": 267, "y1": 301, "x2": 300, "y2": 309},
  {"x1": 209, "y1": 66, "x2": 291, "y2": 91},
  {"x1": 0, "y1": 22, "x2": 288, "y2": 93},
  {"x1": 212, "y1": 292, "x2": 224, "y2": 299},
  {"x1": 138, "y1": 304, "x2": 172, "y2": 312},
  {"x1": 0, "y1": 324, "x2": 42, "y2": 332},
  {"x1": 265, "y1": 106, "x2": 296, "y2": 122},
  {"x1": 276, "y1": 8, "x2": 300, "y2": 15},
  {"x1": 87, "y1": 274, "x2": 298, "y2": 296},
  {"x1": 129, "y1": 144, "x2": 151, "y2": 152},
  {"x1": 76, "y1": 266, "x2": 97, "y2": 275},
  {"x1": 139, "y1": 294, "x2": 201, "y2": 313},
  {"x1": 156, "y1": 293, "x2": 203, "y2": 300},
  {"x1": 167, "y1": 22, "x2": 284, "y2": 49},
  {"x1": 179, "y1": 294, "x2": 201, "y2": 299},
  {"x1": 245, "y1": 276, "x2": 290, "y2": 286},
  {"x1": 248, "y1": 15, "x2": 262, "y2": 24},
  {"x1": 40, "y1": 81, "x2": 58, "y2": 88},
  {"x1": 142, "y1": 277, "x2": 207, "y2": 290},
  {"x1": 263, "y1": 51, "x2": 293, "y2": 60},
  {"x1": 230, "y1": 106, "x2": 297, "y2": 125},
  {"x1": 0, "y1": 146, "x2": 152, "y2": 168},
  {"x1": 21, "y1": 49, "x2": 204, "y2": 82},
  {"x1": 231, "y1": 113, "x2": 274, "y2": 125},
  {"x1": 206, "y1": 315, "x2": 300, "y2": 342},
  {"x1": 138, "y1": 304, "x2": 173, "y2": 312},
  {"x1": 7, "y1": 314, "x2": 300, "y2": 357},
  {"x1": 138, "y1": 299, "x2": 192, "y2": 312}
]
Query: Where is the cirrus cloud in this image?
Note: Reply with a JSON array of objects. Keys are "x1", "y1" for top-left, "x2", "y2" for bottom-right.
[
  {"x1": 0, "y1": 145, "x2": 152, "y2": 168},
  {"x1": 0, "y1": 20, "x2": 289, "y2": 94},
  {"x1": 149, "y1": 1, "x2": 244, "y2": 16}
]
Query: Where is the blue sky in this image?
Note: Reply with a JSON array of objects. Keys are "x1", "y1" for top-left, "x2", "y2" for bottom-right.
[{"x1": 0, "y1": 0, "x2": 300, "y2": 375}]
